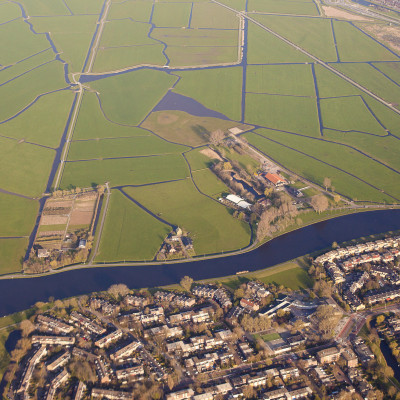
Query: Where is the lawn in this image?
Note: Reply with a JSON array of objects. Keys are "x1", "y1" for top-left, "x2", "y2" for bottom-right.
[
  {"x1": 0, "y1": 19, "x2": 49, "y2": 67},
  {"x1": 166, "y1": 45, "x2": 238, "y2": 67},
  {"x1": 67, "y1": 135, "x2": 188, "y2": 161},
  {"x1": 335, "y1": 63, "x2": 400, "y2": 109},
  {"x1": 125, "y1": 179, "x2": 251, "y2": 255},
  {"x1": 60, "y1": 153, "x2": 189, "y2": 189},
  {"x1": 174, "y1": 67, "x2": 243, "y2": 121},
  {"x1": 222, "y1": 146, "x2": 260, "y2": 172},
  {"x1": 253, "y1": 128, "x2": 400, "y2": 200},
  {"x1": 192, "y1": 168, "x2": 229, "y2": 198},
  {"x1": 245, "y1": 93, "x2": 321, "y2": 137},
  {"x1": 0, "y1": 61, "x2": 67, "y2": 123},
  {"x1": 190, "y1": 2, "x2": 240, "y2": 29},
  {"x1": 246, "y1": 64, "x2": 315, "y2": 96},
  {"x1": 93, "y1": 44, "x2": 166, "y2": 72},
  {"x1": 254, "y1": 15, "x2": 336, "y2": 61},
  {"x1": 31, "y1": 15, "x2": 99, "y2": 73},
  {"x1": 247, "y1": 23, "x2": 311, "y2": 64},
  {"x1": 0, "y1": 138, "x2": 55, "y2": 197},
  {"x1": 95, "y1": 190, "x2": 170, "y2": 262},
  {"x1": 72, "y1": 92, "x2": 155, "y2": 140},
  {"x1": 0, "y1": 90, "x2": 74, "y2": 148},
  {"x1": 257, "y1": 266, "x2": 313, "y2": 289},
  {"x1": 108, "y1": 0, "x2": 153, "y2": 22},
  {"x1": 152, "y1": 2, "x2": 192, "y2": 27},
  {"x1": 320, "y1": 96, "x2": 387, "y2": 135},
  {"x1": 88, "y1": 69, "x2": 177, "y2": 125},
  {"x1": 0, "y1": 193, "x2": 38, "y2": 236},
  {"x1": 0, "y1": 238, "x2": 27, "y2": 275},
  {"x1": 248, "y1": 0, "x2": 319, "y2": 15},
  {"x1": 142, "y1": 110, "x2": 251, "y2": 147},
  {"x1": 333, "y1": 20, "x2": 399, "y2": 62},
  {"x1": 258, "y1": 332, "x2": 281, "y2": 342},
  {"x1": 244, "y1": 131, "x2": 395, "y2": 203}
]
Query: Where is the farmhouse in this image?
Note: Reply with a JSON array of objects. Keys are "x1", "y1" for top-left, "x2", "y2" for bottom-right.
[{"x1": 263, "y1": 172, "x2": 287, "y2": 187}]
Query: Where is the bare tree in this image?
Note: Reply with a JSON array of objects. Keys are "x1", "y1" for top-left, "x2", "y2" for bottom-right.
[
  {"x1": 20, "y1": 320, "x2": 35, "y2": 337},
  {"x1": 310, "y1": 194, "x2": 329, "y2": 213},
  {"x1": 323, "y1": 177, "x2": 331, "y2": 191},
  {"x1": 107, "y1": 283, "x2": 130, "y2": 299},
  {"x1": 209, "y1": 129, "x2": 225, "y2": 146},
  {"x1": 180, "y1": 276, "x2": 194, "y2": 292}
]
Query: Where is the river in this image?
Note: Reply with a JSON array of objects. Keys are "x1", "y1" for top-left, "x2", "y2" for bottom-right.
[{"x1": 0, "y1": 209, "x2": 399, "y2": 316}]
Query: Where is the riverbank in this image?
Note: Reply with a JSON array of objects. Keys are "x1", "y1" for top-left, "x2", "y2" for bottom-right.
[{"x1": 1, "y1": 205, "x2": 397, "y2": 281}]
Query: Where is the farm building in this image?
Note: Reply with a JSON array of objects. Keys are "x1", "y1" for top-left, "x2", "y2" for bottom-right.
[
  {"x1": 264, "y1": 173, "x2": 287, "y2": 187},
  {"x1": 225, "y1": 194, "x2": 252, "y2": 210}
]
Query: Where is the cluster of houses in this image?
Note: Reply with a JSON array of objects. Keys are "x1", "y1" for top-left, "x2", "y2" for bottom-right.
[
  {"x1": 157, "y1": 227, "x2": 194, "y2": 260},
  {"x1": 314, "y1": 236, "x2": 400, "y2": 310}
]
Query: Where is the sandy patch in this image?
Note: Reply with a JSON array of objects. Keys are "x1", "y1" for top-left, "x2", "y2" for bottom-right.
[
  {"x1": 157, "y1": 112, "x2": 179, "y2": 125},
  {"x1": 37, "y1": 231, "x2": 64, "y2": 238},
  {"x1": 44, "y1": 200, "x2": 73, "y2": 209},
  {"x1": 362, "y1": 24, "x2": 400, "y2": 52},
  {"x1": 69, "y1": 210, "x2": 93, "y2": 226},
  {"x1": 323, "y1": 6, "x2": 370, "y2": 20},
  {"x1": 40, "y1": 215, "x2": 69, "y2": 225},
  {"x1": 200, "y1": 148, "x2": 223, "y2": 161}
]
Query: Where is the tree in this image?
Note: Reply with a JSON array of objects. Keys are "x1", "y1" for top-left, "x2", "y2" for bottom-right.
[
  {"x1": 223, "y1": 161, "x2": 232, "y2": 170},
  {"x1": 264, "y1": 187, "x2": 273, "y2": 197},
  {"x1": 333, "y1": 194, "x2": 341, "y2": 203},
  {"x1": 107, "y1": 283, "x2": 130, "y2": 298},
  {"x1": 209, "y1": 129, "x2": 225, "y2": 146},
  {"x1": 376, "y1": 315, "x2": 385, "y2": 325},
  {"x1": 180, "y1": 276, "x2": 194, "y2": 292},
  {"x1": 20, "y1": 320, "x2": 35, "y2": 337},
  {"x1": 242, "y1": 385, "x2": 256, "y2": 399},
  {"x1": 323, "y1": 177, "x2": 331, "y2": 191},
  {"x1": 234, "y1": 288, "x2": 245, "y2": 300},
  {"x1": 310, "y1": 194, "x2": 329, "y2": 213},
  {"x1": 315, "y1": 305, "x2": 342, "y2": 337}
]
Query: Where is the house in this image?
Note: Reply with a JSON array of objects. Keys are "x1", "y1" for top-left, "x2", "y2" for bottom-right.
[
  {"x1": 94, "y1": 329, "x2": 123, "y2": 348},
  {"x1": 37, "y1": 248, "x2": 50, "y2": 258},
  {"x1": 92, "y1": 388, "x2": 133, "y2": 399},
  {"x1": 316, "y1": 347, "x2": 341, "y2": 364},
  {"x1": 240, "y1": 298, "x2": 259, "y2": 312},
  {"x1": 264, "y1": 172, "x2": 287, "y2": 187},
  {"x1": 78, "y1": 239, "x2": 87, "y2": 249},
  {"x1": 46, "y1": 350, "x2": 71, "y2": 371},
  {"x1": 166, "y1": 388, "x2": 195, "y2": 400},
  {"x1": 31, "y1": 335, "x2": 75, "y2": 346},
  {"x1": 341, "y1": 347, "x2": 358, "y2": 368}
]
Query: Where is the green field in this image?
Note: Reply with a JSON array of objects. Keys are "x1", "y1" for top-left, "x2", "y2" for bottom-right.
[
  {"x1": 0, "y1": 138, "x2": 55, "y2": 197},
  {"x1": 0, "y1": 238, "x2": 27, "y2": 274},
  {"x1": 125, "y1": 180, "x2": 251, "y2": 255},
  {"x1": 249, "y1": 0, "x2": 319, "y2": 15},
  {"x1": 184, "y1": 148, "x2": 219, "y2": 171},
  {"x1": 333, "y1": 20, "x2": 399, "y2": 62},
  {"x1": 0, "y1": 90, "x2": 75, "y2": 148},
  {"x1": 30, "y1": 15, "x2": 99, "y2": 72},
  {"x1": 335, "y1": 63, "x2": 400, "y2": 108},
  {"x1": 65, "y1": 0, "x2": 103, "y2": 14},
  {"x1": 174, "y1": 67, "x2": 243, "y2": 121},
  {"x1": 247, "y1": 23, "x2": 311, "y2": 64},
  {"x1": 244, "y1": 131, "x2": 395, "y2": 203},
  {"x1": 0, "y1": 61, "x2": 67, "y2": 123},
  {"x1": 191, "y1": 2, "x2": 239, "y2": 29},
  {"x1": 108, "y1": 0, "x2": 153, "y2": 22},
  {"x1": 19, "y1": 0, "x2": 70, "y2": 16},
  {"x1": 245, "y1": 93, "x2": 320, "y2": 137},
  {"x1": 320, "y1": 96, "x2": 387, "y2": 135},
  {"x1": 152, "y1": 2, "x2": 192, "y2": 27},
  {"x1": 0, "y1": 2, "x2": 21, "y2": 24},
  {"x1": 67, "y1": 135, "x2": 188, "y2": 161},
  {"x1": 192, "y1": 168, "x2": 229, "y2": 198},
  {"x1": 246, "y1": 64, "x2": 315, "y2": 96},
  {"x1": 61, "y1": 154, "x2": 189, "y2": 189},
  {"x1": 96, "y1": 190, "x2": 170, "y2": 262},
  {"x1": 0, "y1": 193, "x2": 38, "y2": 236},
  {"x1": 372, "y1": 62, "x2": 400, "y2": 85},
  {"x1": 0, "y1": 19, "x2": 49, "y2": 66},
  {"x1": 89, "y1": 69, "x2": 177, "y2": 125},
  {"x1": 254, "y1": 15, "x2": 336, "y2": 61}
]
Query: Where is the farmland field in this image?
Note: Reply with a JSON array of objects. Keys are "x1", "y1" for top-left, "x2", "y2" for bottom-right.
[{"x1": 0, "y1": 0, "x2": 399, "y2": 272}]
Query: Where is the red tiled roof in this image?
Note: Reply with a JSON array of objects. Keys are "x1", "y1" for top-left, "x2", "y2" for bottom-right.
[{"x1": 264, "y1": 173, "x2": 285, "y2": 185}]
